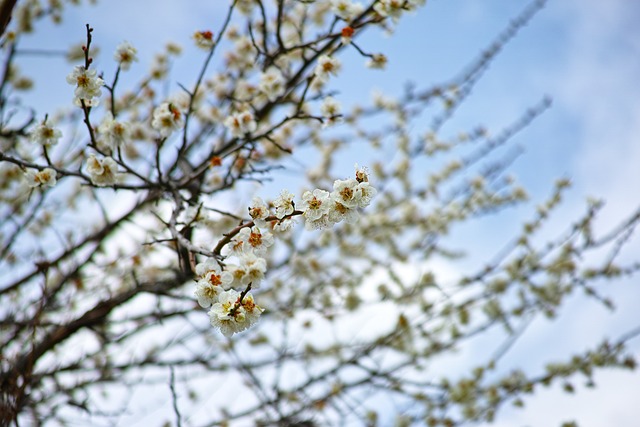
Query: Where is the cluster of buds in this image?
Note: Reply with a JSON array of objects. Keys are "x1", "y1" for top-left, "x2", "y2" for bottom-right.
[{"x1": 195, "y1": 165, "x2": 376, "y2": 337}]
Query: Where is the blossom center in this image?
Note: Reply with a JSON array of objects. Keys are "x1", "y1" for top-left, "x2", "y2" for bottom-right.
[
  {"x1": 209, "y1": 273, "x2": 222, "y2": 286},
  {"x1": 248, "y1": 232, "x2": 262, "y2": 247},
  {"x1": 340, "y1": 187, "x2": 353, "y2": 201}
]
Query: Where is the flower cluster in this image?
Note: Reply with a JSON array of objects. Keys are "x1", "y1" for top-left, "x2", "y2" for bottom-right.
[
  {"x1": 86, "y1": 154, "x2": 120, "y2": 186},
  {"x1": 259, "y1": 67, "x2": 286, "y2": 101},
  {"x1": 300, "y1": 166, "x2": 376, "y2": 230},
  {"x1": 374, "y1": 0, "x2": 426, "y2": 20},
  {"x1": 194, "y1": 256, "x2": 265, "y2": 338},
  {"x1": 209, "y1": 289, "x2": 263, "y2": 337},
  {"x1": 66, "y1": 65, "x2": 104, "y2": 107},
  {"x1": 224, "y1": 109, "x2": 257, "y2": 137},
  {"x1": 151, "y1": 102, "x2": 185, "y2": 137},
  {"x1": 195, "y1": 165, "x2": 376, "y2": 337},
  {"x1": 194, "y1": 259, "x2": 233, "y2": 308},
  {"x1": 24, "y1": 168, "x2": 57, "y2": 188}
]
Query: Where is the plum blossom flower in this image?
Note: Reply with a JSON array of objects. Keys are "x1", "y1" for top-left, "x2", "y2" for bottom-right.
[
  {"x1": 225, "y1": 252, "x2": 267, "y2": 288},
  {"x1": 274, "y1": 189, "x2": 295, "y2": 219},
  {"x1": 114, "y1": 41, "x2": 138, "y2": 70},
  {"x1": 150, "y1": 54, "x2": 170, "y2": 80},
  {"x1": 248, "y1": 196, "x2": 270, "y2": 228},
  {"x1": 366, "y1": 53, "x2": 388, "y2": 70},
  {"x1": 195, "y1": 280, "x2": 222, "y2": 309},
  {"x1": 30, "y1": 121, "x2": 62, "y2": 147},
  {"x1": 86, "y1": 154, "x2": 120, "y2": 186},
  {"x1": 300, "y1": 189, "x2": 331, "y2": 221},
  {"x1": 66, "y1": 65, "x2": 104, "y2": 106},
  {"x1": 152, "y1": 102, "x2": 184, "y2": 137},
  {"x1": 208, "y1": 289, "x2": 264, "y2": 337},
  {"x1": 328, "y1": 199, "x2": 359, "y2": 224},
  {"x1": 331, "y1": 178, "x2": 360, "y2": 208},
  {"x1": 353, "y1": 164, "x2": 377, "y2": 207},
  {"x1": 224, "y1": 110, "x2": 257, "y2": 137},
  {"x1": 314, "y1": 55, "x2": 340, "y2": 81},
  {"x1": 271, "y1": 216, "x2": 297, "y2": 233},
  {"x1": 240, "y1": 252, "x2": 267, "y2": 286},
  {"x1": 373, "y1": 0, "x2": 405, "y2": 19},
  {"x1": 355, "y1": 181, "x2": 377, "y2": 208},
  {"x1": 331, "y1": 0, "x2": 364, "y2": 21},
  {"x1": 193, "y1": 30, "x2": 215, "y2": 50},
  {"x1": 300, "y1": 189, "x2": 333, "y2": 230},
  {"x1": 320, "y1": 96, "x2": 342, "y2": 125},
  {"x1": 258, "y1": 67, "x2": 286, "y2": 101},
  {"x1": 231, "y1": 226, "x2": 274, "y2": 256},
  {"x1": 354, "y1": 163, "x2": 370, "y2": 183},
  {"x1": 24, "y1": 168, "x2": 57, "y2": 188},
  {"x1": 98, "y1": 112, "x2": 130, "y2": 149},
  {"x1": 194, "y1": 259, "x2": 233, "y2": 308},
  {"x1": 233, "y1": 79, "x2": 258, "y2": 101},
  {"x1": 236, "y1": 0, "x2": 255, "y2": 15}
]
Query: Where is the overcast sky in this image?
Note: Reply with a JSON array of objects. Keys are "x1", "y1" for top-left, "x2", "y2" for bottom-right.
[{"x1": 12, "y1": 0, "x2": 640, "y2": 425}]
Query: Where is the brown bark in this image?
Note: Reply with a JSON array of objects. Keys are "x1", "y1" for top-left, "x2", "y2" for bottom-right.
[{"x1": 0, "y1": 0, "x2": 17, "y2": 38}]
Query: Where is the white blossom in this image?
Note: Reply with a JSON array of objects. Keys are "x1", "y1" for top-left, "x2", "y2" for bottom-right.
[
  {"x1": 150, "y1": 54, "x2": 169, "y2": 80},
  {"x1": 208, "y1": 289, "x2": 264, "y2": 337},
  {"x1": 331, "y1": 0, "x2": 364, "y2": 21},
  {"x1": 224, "y1": 110, "x2": 257, "y2": 137},
  {"x1": 66, "y1": 65, "x2": 104, "y2": 105},
  {"x1": 195, "y1": 258, "x2": 221, "y2": 277},
  {"x1": 300, "y1": 189, "x2": 332, "y2": 230},
  {"x1": 231, "y1": 226, "x2": 274, "y2": 256},
  {"x1": 194, "y1": 259, "x2": 233, "y2": 308},
  {"x1": 152, "y1": 102, "x2": 184, "y2": 137},
  {"x1": 234, "y1": 79, "x2": 258, "y2": 101},
  {"x1": 30, "y1": 122, "x2": 62, "y2": 147},
  {"x1": 374, "y1": 0, "x2": 405, "y2": 19},
  {"x1": 239, "y1": 252, "x2": 267, "y2": 287},
  {"x1": 366, "y1": 53, "x2": 388, "y2": 70},
  {"x1": 114, "y1": 41, "x2": 138, "y2": 70},
  {"x1": 274, "y1": 189, "x2": 295, "y2": 219},
  {"x1": 271, "y1": 216, "x2": 297, "y2": 233},
  {"x1": 86, "y1": 154, "x2": 120, "y2": 186},
  {"x1": 355, "y1": 181, "x2": 377, "y2": 208},
  {"x1": 328, "y1": 199, "x2": 359, "y2": 224},
  {"x1": 259, "y1": 67, "x2": 286, "y2": 101},
  {"x1": 331, "y1": 178, "x2": 360, "y2": 208},
  {"x1": 194, "y1": 279, "x2": 223, "y2": 308},
  {"x1": 236, "y1": 0, "x2": 255, "y2": 15},
  {"x1": 320, "y1": 96, "x2": 342, "y2": 125},
  {"x1": 98, "y1": 112, "x2": 130, "y2": 149},
  {"x1": 248, "y1": 196, "x2": 270, "y2": 228},
  {"x1": 24, "y1": 168, "x2": 57, "y2": 188},
  {"x1": 314, "y1": 55, "x2": 341, "y2": 81}
]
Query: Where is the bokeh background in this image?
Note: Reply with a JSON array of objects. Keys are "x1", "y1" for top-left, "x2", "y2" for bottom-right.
[{"x1": 11, "y1": 0, "x2": 640, "y2": 425}]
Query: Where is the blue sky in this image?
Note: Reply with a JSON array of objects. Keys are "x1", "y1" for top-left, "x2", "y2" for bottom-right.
[{"x1": 12, "y1": 0, "x2": 640, "y2": 425}]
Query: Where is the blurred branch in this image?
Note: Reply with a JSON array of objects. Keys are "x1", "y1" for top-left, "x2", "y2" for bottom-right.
[{"x1": 0, "y1": 0, "x2": 17, "y2": 38}]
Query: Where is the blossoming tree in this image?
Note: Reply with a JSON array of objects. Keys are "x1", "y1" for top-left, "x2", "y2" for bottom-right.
[{"x1": 1, "y1": 0, "x2": 638, "y2": 426}]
